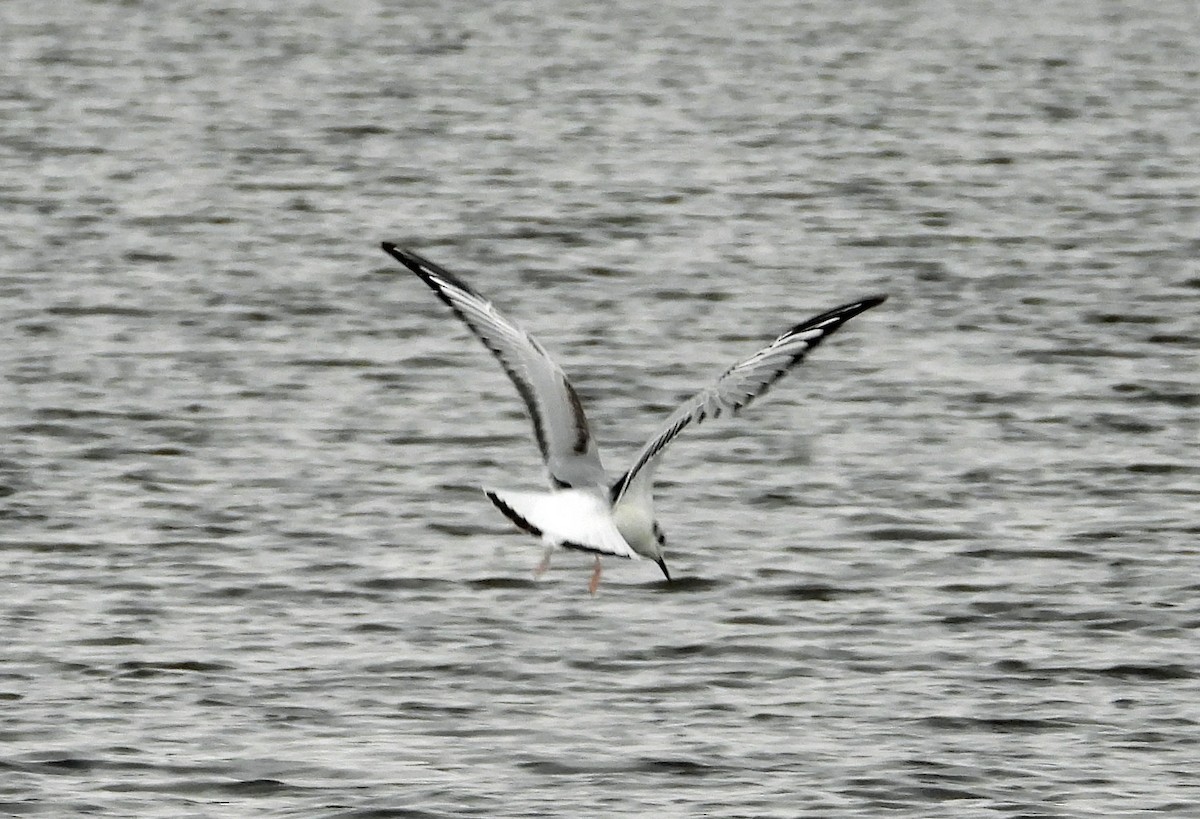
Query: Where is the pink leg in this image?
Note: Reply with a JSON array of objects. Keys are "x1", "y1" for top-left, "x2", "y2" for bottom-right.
[
  {"x1": 587, "y1": 556, "x2": 602, "y2": 595},
  {"x1": 533, "y1": 545, "x2": 554, "y2": 579}
]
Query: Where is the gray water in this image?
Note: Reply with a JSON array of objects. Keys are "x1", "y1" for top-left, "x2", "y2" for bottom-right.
[{"x1": 2, "y1": 0, "x2": 1198, "y2": 816}]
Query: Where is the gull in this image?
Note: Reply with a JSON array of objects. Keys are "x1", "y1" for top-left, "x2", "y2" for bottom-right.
[{"x1": 381, "y1": 243, "x2": 885, "y2": 593}]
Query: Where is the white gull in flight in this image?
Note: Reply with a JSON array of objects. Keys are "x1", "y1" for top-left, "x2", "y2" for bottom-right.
[{"x1": 382, "y1": 243, "x2": 885, "y2": 593}]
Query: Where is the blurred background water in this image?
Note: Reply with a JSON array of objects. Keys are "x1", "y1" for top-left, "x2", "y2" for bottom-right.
[{"x1": 1, "y1": 0, "x2": 1197, "y2": 816}]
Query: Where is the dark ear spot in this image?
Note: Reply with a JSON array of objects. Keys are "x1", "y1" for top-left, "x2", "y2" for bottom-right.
[{"x1": 653, "y1": 521, "x2": 667, "y2": 547}]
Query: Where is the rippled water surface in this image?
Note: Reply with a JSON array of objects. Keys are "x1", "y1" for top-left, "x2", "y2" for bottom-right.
[{"x1": 3, "y1": 1, "x2": 1198, "y2": 816}]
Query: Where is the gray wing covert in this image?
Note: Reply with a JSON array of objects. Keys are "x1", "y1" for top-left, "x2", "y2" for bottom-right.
[
  {"x1": 382, "y1": 244, "x2": 606, "y2": 489},
  {"x1": 610, "y1": 294, "x2": 887, "y2": 506}
]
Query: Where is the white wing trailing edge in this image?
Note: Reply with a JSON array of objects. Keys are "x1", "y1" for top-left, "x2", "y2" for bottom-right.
[
  {"x1": 382, "y1": 243, "x2": 606, "y2": 491},
  {"x1": 609, "y1": 295, "x2": 888, "y2": 510}
]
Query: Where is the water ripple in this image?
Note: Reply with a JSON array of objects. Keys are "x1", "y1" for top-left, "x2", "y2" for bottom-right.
[{"x1": 3, "y1": 0, "x2": 1198, "y2": 816}]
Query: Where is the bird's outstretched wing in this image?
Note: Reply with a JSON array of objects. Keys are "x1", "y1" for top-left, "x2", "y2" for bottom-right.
[
  {"x1": 610, "y1": 295, "x2": 886, "y2": 507},
  {"x1": 382, "y1": 243, "x2": 606, "y2": 489}
]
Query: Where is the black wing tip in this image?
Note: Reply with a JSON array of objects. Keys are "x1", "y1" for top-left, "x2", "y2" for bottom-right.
[
  {"x1": 841, "y1": 293, "x2": 888, "y2": 315},
  {"x1": 380, "y1": 242, "x2": 424, "y2": 271},
  {"x1": 380, "y1": 243, "x2": 471, "y2": 298},
  {"x1": 785, "y1": 293, "x2": 888, "y2": 337}
]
